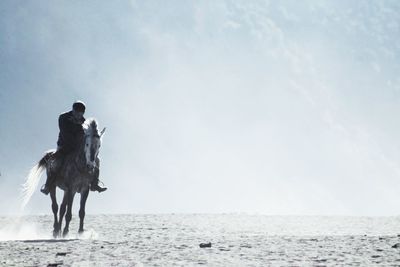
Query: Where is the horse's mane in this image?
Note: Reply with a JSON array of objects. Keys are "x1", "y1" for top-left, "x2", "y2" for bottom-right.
[{"x1": 83, "y1": 118, "x2": 99, "y2": 136}]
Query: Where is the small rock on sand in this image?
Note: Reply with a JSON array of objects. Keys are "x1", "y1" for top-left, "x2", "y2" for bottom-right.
[
  {"x1": 200, "y1": 242, "x2": 212, "y2": 248},
  {"x1": 56, "y1": 252, "x2": 68, "y2": 256},
  {"x1": 392, "y1": 243, "x2": 400, "y2": 248}
]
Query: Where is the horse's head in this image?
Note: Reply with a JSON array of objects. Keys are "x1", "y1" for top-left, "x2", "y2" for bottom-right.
[{"x1": 83, "y1": 118, "x2": 106, "y2": 174}]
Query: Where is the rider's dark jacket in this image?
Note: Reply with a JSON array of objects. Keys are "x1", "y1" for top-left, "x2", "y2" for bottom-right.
[{"x1": 57, "y1": 111, "x2": 85, "y2": 154}]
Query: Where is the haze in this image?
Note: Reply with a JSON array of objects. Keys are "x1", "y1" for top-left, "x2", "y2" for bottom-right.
[{"x1": 1, "y1": 1, "x2": 400, "y2": 216}]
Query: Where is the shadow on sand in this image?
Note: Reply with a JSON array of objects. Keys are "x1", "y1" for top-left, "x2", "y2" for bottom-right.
[{"x1": 22, "y1": 238, "x2": 79, "y2": 243}]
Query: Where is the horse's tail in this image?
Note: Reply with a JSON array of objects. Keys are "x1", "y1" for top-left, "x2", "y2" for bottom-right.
[{"x1": 21, "y1": 150, "x2": 54, "y2": 209}]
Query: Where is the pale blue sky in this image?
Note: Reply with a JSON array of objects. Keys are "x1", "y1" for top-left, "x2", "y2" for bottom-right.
[{"x1": 1, "y1": 1, "x2": 400, "y2": 215}]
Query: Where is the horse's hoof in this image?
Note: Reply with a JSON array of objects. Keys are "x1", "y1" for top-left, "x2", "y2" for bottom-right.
[
  {"x1": 53, "y1": 230, "x2": 60, "y2": 239},
  {"x1": 62, "y1": 230, "x2": 69, "y2": 238},
  {"x1": 78, "y1": 229, "x2": 84, "y2": 234}
]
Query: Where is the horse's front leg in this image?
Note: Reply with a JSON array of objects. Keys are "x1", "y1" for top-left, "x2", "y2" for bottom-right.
[
  {"x1": 58, "y1": 191, "x2": 68, "y2": 237},
  {"x1": 78, "y1": 189, "x2": 89, "y2": 234},
  {"x1": 49, "y1": 187, "x2": 59, "y2": 238},
  {"x1": 62, "y1": 191, "x2": 75, "y2": 237}
]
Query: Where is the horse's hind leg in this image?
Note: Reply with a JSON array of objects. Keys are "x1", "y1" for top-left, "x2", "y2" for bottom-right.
[
  {"x1": 78, "y1": 189, "x2": 89, "y2": 234},
  {"x1": 63, "y1": 191, "x2": 75, "y2": 237},
  {"x1": 50, "y1": 188, "x2": 59, "y2": 238}
]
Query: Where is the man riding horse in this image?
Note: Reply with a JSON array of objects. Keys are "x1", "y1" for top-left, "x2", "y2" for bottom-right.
[{"x1": 40, "y1": 101, "x2": 107, "y2": 194}]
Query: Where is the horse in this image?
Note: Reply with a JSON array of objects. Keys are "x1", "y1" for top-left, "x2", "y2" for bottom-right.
[{"x1": 21, "y1": 118, "x2": 106, "y2": 238}]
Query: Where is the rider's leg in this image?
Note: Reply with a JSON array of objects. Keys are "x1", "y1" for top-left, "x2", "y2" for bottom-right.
[
  {"x1": 90, "y1": 158, "x2": 107, "y2": 193},
  {"x1": 41, "y1": 148, "x2": 65, "y2": 195}
]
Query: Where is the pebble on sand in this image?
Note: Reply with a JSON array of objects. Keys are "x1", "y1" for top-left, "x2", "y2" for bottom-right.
[
  {"x1": 200, "y1": 242, "x2": 212, "y2": 248},
  {"x1": 56, "y1": 252, "x2": 68, "y2": 256}
]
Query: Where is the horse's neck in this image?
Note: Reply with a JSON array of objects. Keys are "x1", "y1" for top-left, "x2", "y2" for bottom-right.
[{"x1": 72, "y1": 141, "x2": 86, "y2": 169}]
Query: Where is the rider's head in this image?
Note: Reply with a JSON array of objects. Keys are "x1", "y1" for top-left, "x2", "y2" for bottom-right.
[{"x1": 72, "y1": 101, "x2": 86, "y2": 120}]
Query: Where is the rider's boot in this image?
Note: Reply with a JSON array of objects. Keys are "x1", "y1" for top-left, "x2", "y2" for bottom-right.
[
  {"x1": 90, "y1": 177, "x2": 107, "y2": 192},
  {"x1": 40, "y1": 181, "x2": 52, "y2": 195},
  {"x1": 90, "y1": 158, "x2": 107, "y2": 193},
  {"x1": 91, "y1": 181, "x2": 107, "y2": 192},
  {"x1": 41, "y1": 172, "x2": 57, "y2": 195}
]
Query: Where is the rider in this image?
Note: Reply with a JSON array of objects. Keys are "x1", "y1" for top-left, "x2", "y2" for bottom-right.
[{"x1": 40, "y1": 101, "x2": 107, "y2": 194}]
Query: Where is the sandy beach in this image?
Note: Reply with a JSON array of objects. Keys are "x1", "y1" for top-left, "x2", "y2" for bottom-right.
[{"x1": 1, "y1": 214, "x2": 400, "y2": 266}]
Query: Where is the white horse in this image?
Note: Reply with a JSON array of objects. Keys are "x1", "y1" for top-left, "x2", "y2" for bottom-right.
[{"x1": 22, "y1": 118, "x2": 105, "y2": 237}]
